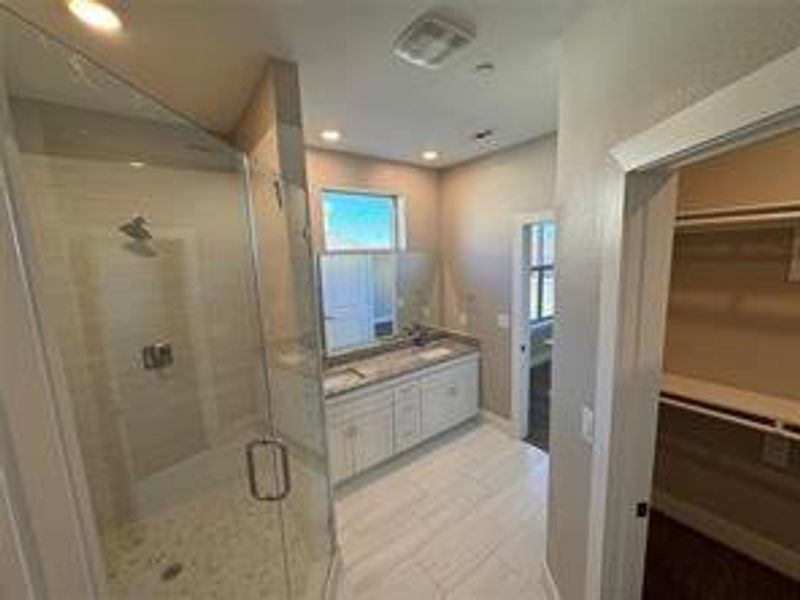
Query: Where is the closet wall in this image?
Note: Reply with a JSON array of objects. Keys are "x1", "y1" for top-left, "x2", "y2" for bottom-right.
[{"x1": 654, "y1": 129, "x2": 800, "y2": 578}]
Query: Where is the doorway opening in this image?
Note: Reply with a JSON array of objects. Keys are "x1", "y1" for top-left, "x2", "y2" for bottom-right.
[
  {"x1": 511, "y1": 213, "x2": 557, "y2": 451},
  {"x1": 590, "y1": 47, "x2": 800, "y2": 599}
]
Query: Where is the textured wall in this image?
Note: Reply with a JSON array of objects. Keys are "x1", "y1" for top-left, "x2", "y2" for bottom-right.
[
  {"x1": 551, "y1": 2, "x2": 800, "y2": 598},
  {"x1": 439, "y1": 137, "x2": 558, "y2": 418}
]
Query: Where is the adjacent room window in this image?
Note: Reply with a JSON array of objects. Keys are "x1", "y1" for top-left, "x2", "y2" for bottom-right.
[
  {"x1": 529, "y1": 221, "x2": 556, "y2": 322},
  {"x1": 320, "y1": 190, "x2": 402, "y2": 352},
  {"x1": 322, "y1": 190, "x2": 398, "y2": 251}
]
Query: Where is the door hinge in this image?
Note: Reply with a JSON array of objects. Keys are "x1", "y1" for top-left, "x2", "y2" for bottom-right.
[{"x1": 636, "y1": 501, "x2": 649, "y2": 518}]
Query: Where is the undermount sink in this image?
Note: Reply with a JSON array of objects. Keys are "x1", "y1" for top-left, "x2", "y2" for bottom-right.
[
  {"x1": 325, "y1": 368, "x2": 366, "y2": 389},
  {"x1": 416, "y1": 347, "x2": 454, "y2": 361}
]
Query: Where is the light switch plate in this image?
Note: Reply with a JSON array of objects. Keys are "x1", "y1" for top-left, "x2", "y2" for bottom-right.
[
  {"x1": 459, "y1": 312, "x2": 468, "y2": 326},
  {"x1": 581, "y1": 406, "x2": 595, "y2": 445},
  {"x1": 497, "y1": 313, "x2": 510, "y2": 329},
  {"x1": 762, "y1": 434, "x2": 791, "y2": 468}
]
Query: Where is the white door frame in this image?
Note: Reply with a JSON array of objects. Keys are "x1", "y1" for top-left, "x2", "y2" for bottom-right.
[
  {"x1": 587, "y1": 47, "x2": 800, "y2": 599},
  {"x1": 510, "y1": 210, "x2": 556, "y2": 439}
]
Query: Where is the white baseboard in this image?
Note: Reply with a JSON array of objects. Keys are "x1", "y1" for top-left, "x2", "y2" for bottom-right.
[
  {"x1": 540, "y1": 561, "x2": 561, "y2": 600},
  {"x1": 480, "y1": 409, "x2": 516, "y2": 437},
  {"x1": 324, "y1": 547, "x2": 345, "y2": 600},
  {"x1": 652, "y1": 490, "x2": 800, "y2": 581}
]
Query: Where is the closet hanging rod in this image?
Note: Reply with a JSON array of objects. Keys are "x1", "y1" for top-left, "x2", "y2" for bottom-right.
[
  {"x1": 675, "y1": 200, "x2": 800, "y2": 229},
  {"x1": 660, "y1": 394, "x2": 800, "y2": 442}
]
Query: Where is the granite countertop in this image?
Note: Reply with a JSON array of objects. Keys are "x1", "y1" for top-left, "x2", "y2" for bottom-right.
[{"x1": 324, "y1": 336, "x2": 479, "y2": 399}]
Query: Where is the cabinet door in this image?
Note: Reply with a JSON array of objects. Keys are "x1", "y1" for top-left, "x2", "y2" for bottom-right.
[
  {"x1": 453, "y1": 360, "x2": 479, "y2": 421},
  {"x1": 352, "y1": 407, "x2": 394, "y2": 473},
  {"x1": 394, "y1": 383, "x2": 422, "y2": 452},
  {"x1": 421, "y1": 374, "x2": 461, "y2": 438},
  {"x1": 327, "y1": 421, "x2": 354, "y2": 484}
]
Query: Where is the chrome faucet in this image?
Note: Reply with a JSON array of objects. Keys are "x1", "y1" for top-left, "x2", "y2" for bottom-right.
[{"x1": 404, "y1": 323, "x2": 429, "y2": 347}]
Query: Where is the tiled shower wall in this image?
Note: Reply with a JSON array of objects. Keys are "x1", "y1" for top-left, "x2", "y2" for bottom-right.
[{"x1": 16, "y1": 151, "x2": 267, "y2": 531}]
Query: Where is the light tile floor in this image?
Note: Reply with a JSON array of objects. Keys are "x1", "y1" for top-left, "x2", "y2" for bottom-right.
[{"x1": 335, "y1": 422, "x2": 549, "y2": 600}]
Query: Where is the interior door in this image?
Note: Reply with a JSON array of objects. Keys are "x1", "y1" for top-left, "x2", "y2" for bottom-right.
[
  {"x1": 246, "y1": 171, "x2": 335, "y2": 600},
  {"x1": 320, "y1": 253, "x2": 374, "y2": 351}
]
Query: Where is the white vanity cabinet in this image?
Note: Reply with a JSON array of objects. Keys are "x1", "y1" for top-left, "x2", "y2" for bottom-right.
[
  {"x1": 327, "y1": 391, "x2": 395, "y2": 482},
  {"x1": 420, "y1": 359, "x2": 479, "y2": 439},
  {"x1": 326, "y1": 353, "x2": 479, "y2": 484}
]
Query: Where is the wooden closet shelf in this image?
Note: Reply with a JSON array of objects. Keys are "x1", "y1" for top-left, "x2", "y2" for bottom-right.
[{"x1": 661, "y1": 373, "x2": 800, "y2": 441}]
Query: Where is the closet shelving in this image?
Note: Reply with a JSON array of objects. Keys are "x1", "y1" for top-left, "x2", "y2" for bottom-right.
[
  {"x1": 661, "y1": 373, "x2": 800, "y2": 442},
  {"x1": 661, "y1": 201, "x2": 800, "y2": 441},
  {"x1": 674, "y1": 200, "x2": 800, "y2": 230}
]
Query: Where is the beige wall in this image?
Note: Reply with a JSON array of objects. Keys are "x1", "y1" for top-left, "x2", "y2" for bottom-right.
[
  {"x1": 439, "y1": 137, "x2": 558, "y2": 418},
  {"x1": 678, "y1": 128, "x2": 800, "y2": 213},
  {"x1": 551, "y1": 3, "x2": 800, "y2": 598}
]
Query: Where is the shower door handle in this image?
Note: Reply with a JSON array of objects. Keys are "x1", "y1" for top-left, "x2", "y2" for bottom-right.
[{"x1": 245, "y1": 437, "x2": 292, "y2": 502}]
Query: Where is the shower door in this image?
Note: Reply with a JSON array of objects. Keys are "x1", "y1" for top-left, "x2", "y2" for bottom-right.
[
  {"x1": 0, "y1": 8, "x2": 332, "y2": 600},
  {"x1": 246, "y1": 169, "x2": 335, "y2": 600}
]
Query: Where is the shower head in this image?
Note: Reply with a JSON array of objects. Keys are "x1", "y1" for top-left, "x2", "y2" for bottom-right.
[{"x1": 119, "y1": 215, "x2": 152, "y2": 241}]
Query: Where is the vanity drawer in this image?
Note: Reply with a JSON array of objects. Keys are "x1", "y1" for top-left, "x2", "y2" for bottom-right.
[{"x1": 327, "y1": 389, "x2": 394, "y2": 424}]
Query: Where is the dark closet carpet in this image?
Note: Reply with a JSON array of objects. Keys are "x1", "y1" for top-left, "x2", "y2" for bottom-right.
[{"x1": 643, "y1": 510, "x2": 800, "y2": 600}]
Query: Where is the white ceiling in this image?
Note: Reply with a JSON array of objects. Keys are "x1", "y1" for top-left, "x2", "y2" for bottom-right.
[{"x1": 1, "y1": 0, "x2": 584, "y2": 167}]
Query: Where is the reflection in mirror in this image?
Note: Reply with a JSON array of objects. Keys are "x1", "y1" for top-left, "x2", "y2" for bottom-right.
[{"x1": 319, "y1": 250, "x2": 440, "y2": 353}]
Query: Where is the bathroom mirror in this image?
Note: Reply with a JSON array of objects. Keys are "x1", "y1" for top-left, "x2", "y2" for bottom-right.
[{"x1": 319, "y1": 249, "x2": 441, "y2": 354}]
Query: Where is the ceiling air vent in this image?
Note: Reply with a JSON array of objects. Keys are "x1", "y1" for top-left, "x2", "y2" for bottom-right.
[{"x1": 393, "y1": 10, "x2": 476, "y2": 69}]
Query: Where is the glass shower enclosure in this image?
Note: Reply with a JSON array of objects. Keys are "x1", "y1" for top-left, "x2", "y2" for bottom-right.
[{"x1": 0, "y1": 9, "x2": 334, "y2": 600}]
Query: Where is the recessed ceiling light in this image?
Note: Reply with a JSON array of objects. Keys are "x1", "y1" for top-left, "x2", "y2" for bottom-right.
[
  {"x1": 474, "y1": 62, "x2": 495, "y2": 74},
  {"x1": 129, "y1": 161, "x2": 146, "y2": 169},
  {"x1": 421, "y1": 150, "x2": 439, "y2": 162},
  {"x1": 67, "y1": 0, "x2": 124, "y2": 33},
  {"x1": 320, "y1": 129, "x2": 342, "y2": 143}
]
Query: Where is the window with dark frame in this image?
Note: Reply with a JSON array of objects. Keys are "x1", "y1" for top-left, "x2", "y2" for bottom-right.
[{"x1": 529, "y1": 221, "x2": 556, "y2": 323}]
